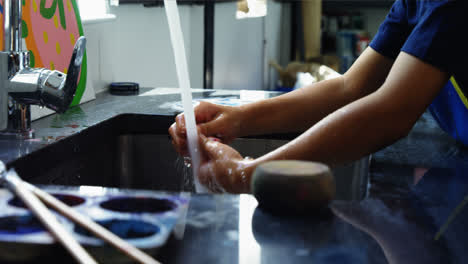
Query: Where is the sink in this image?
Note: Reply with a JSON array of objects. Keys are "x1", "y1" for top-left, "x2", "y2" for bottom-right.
[{"x1": 11, "y1": 114, "x2": 369, "y2": 200}]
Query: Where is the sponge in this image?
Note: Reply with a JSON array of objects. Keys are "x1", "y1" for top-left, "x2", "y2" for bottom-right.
[{"x1": 251, "y1": 160, "x2": 335, "y2": 215}]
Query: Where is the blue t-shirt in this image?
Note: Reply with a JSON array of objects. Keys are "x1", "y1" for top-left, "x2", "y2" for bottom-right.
[{"x1": 370, "y1": 0, "x2": 468, "y2": 146}]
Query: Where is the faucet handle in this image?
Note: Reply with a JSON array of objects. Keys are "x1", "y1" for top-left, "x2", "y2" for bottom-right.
[
  {"x1": 41, "y1": 36, "x2": 87, "y2": 113},
  {"x1": 4, "y1": 36, "x2": 87, "y2": 133},
  {"x1": 63, "y1": 36, "x2": 87, "y2": 110}
]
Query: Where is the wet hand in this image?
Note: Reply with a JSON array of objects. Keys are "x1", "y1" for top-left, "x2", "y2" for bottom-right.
[
  {"x1": 169, "y1": 101, "x2": 242, "y2": 156},
  {"x1": 198, "y1": 135, "x2": 255, "y2": 194}
]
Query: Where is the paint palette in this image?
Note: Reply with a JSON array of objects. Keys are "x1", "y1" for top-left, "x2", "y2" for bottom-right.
[{"x1": 0, "y1": 186, "x2": 189, "y2": 263}]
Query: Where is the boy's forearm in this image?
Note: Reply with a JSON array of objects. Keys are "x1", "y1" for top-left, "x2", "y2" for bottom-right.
[
  {"x1": 254, "y1": 91, "x2": 416, "y2": 166},
  {"x1": 241, "y1": 91, "x2": 417, "y2": 190},
  {"x1": 238, "y1": 76, "x2": 357, "y2": 136},
  {"x1": 247, "y1": 51, "x2": 449, "y2": 171},
  {"x1": 236, "y1": 48, "x2": 393, "y2": 138}
]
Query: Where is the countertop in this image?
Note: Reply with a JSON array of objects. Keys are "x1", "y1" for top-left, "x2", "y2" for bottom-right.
[
  {"x1": 1, "y1": 88, "x2": 286, "y2": 165},
  {"x1": 0, "y1": 88, "x2": 467, "y2": 263}
]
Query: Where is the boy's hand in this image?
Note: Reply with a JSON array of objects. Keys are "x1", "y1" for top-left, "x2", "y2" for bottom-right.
[
  {"x1": 169, "y1": 101, "x2": 243, "y2": 156},
  {"x1": 198, "y1": 135, "x2": 255, "y2": 194}
]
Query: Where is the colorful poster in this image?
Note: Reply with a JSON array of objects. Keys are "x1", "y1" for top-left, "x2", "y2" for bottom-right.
[{"x1": 0, "y1": 0, "x2": 88, "y2": 106}]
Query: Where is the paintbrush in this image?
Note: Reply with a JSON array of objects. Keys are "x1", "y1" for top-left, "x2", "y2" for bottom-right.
[
  {"x1": 23, "y1": 181, "x2": 161, "y2": 264},
  {"x1": 0, "y1": 161, "x2": 161, "y2": 264},
  {"x1": 0, "y1": 162, "x2": 97, "y2": 264}
]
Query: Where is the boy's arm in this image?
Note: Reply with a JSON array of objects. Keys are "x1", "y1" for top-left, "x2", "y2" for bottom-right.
[
  {"x1": 251, "y1": 51, "x2": 449, "y2": 166},
  {"x1": 237, "y1": 48, "x2": 394, "y2": 136}
]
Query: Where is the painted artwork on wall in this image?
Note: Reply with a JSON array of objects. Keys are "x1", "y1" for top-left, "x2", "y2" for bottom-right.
[{"x1": 0, "y1": 0, "x2": 92, "y2": 108}]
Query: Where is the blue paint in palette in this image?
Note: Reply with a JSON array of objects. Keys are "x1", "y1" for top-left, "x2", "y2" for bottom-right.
[
  {"x1": 8, "y1": 193, "x2": 85, "y2": 209},
  {"x1": 0, "y1": 214, "x2": 45, "y2": 235},
  {"x1": 75, "y1": 219, "x2": 160, "y2": 240},
  {"x1": 0, "y1": 188, "x2": 190, "y2": 261}
]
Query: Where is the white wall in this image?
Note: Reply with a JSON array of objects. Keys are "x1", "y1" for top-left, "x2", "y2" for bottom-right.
[
  {"x1": 82, "y1": 4, "x2": 204, "y2": 94},
  {"x1": 213, "y1": 1, "x2": 289, "y2": 91},
  {"x1": 213, "y1": 3, "x2": 264, "y2": 90},
  {"x1": 81, "y1": 2, "x2": 290, "y2": 94},
  {"x1": 266, "y1": 1, "x2": 291, "y2": 91}
]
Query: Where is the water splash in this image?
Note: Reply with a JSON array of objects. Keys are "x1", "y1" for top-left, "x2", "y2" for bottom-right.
[{"x1": 175, "y1": 156, "x2": 194, "y2": 192}]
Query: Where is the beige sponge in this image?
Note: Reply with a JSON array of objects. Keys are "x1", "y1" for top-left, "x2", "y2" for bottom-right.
[{"x1": 251, "y1": 160, "x2": 335, "y2": 214}]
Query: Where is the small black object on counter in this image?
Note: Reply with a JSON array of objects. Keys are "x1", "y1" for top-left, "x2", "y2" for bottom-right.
[{"x1": 109, "y1": 82, "x2": 140, "y2": 96}]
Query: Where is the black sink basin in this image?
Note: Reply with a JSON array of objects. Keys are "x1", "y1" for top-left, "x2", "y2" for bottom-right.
[{"x1": 11, "y1": 114, "x2": 369, "y2": 200}]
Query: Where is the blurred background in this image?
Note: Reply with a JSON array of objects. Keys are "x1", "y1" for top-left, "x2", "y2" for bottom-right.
[{"x1": 76, "y1": 0, "x2": 393, "y2": 94}]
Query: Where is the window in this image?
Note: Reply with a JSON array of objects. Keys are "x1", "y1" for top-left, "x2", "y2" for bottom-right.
[
  {"x1": 77, "y1": 0, "x2": 115, "y2": 23},
  {"x1": 236, "y1": 0, "x2": 267, "y2": 19}
]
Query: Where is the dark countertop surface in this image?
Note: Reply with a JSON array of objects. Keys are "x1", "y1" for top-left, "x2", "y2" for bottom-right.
[
  {"x1": 1, "y1": 88, "x2": 267, "y2": 165},
  {"x1": 0, "y1": 88, "x2": 467, "y2": 263}
]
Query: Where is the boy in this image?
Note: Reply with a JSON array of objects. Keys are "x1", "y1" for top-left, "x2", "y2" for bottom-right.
[{"x1": 170, "y1": 0, "x2": 467, "y2": 193}]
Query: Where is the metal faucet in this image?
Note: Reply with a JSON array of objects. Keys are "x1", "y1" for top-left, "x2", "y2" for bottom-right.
[{"x1": 0, "y1": 0, "x2": 86, "y2": 139}]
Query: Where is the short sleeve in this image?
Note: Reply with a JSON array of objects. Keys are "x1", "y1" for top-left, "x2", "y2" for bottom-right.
[
  {"x1": 369, "y1": 0, "x2": 411, "y2": 59},
  {"x1": 401, "y1": 1, "x2": 467, "y2": 75}
]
